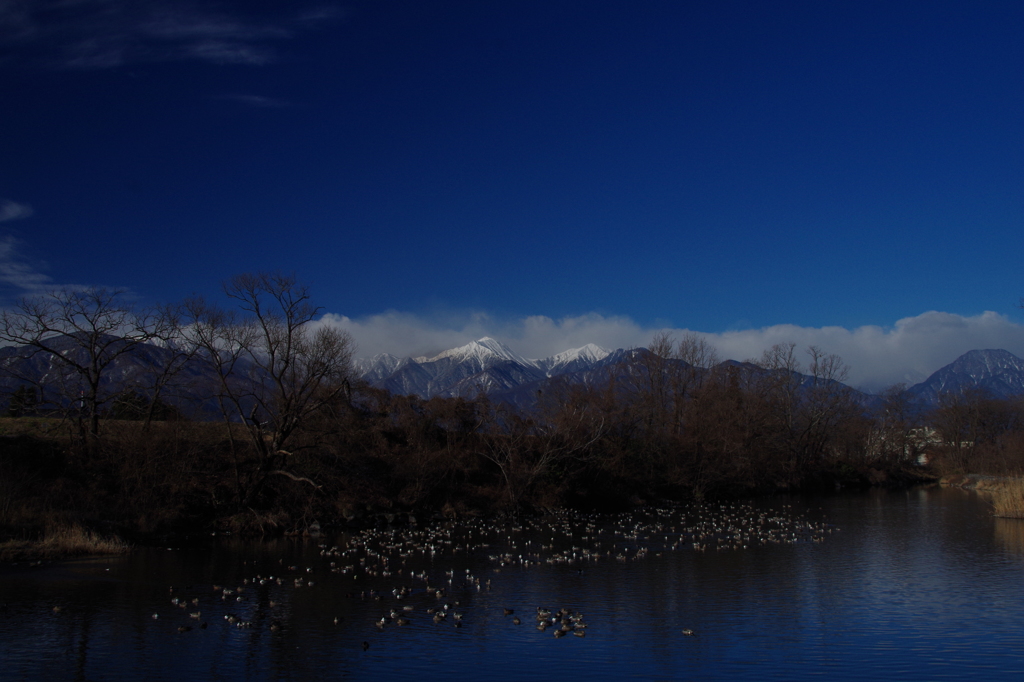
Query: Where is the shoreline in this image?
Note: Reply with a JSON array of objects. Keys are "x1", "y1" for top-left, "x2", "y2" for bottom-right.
[
  {"x1": 0, "y1": 470, "x2": 940, "y2": 565},
  {"x1": 938, "y1": 474, "x2": 1024, "y2": 491}
]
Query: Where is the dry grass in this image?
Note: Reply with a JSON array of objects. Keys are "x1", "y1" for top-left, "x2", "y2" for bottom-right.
[
  {"x1": 989, "y1": 478, "x2": 1024, "y2": 519},
  {"x1": 0, "y1": 523, "x2": 131, "y2": 562},
  {"x1": 0, "y1": 416, "x2": 246, "y2": 442},
  {"x1": 0, "y1": 416, "x2": 69, "y2": 439}
]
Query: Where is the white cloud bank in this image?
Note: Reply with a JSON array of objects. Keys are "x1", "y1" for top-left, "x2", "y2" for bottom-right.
[{"x1": 320, "y1": 309, "x2": 1024, "y2": 393}]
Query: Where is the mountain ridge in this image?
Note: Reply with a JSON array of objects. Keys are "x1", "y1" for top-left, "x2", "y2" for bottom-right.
[
  {"x1": 356, "y1": 339, "x2": 1024, "y2": 409},
  {"x1": 4, "y1": 334, "x2": 1024, "y2": 415}
]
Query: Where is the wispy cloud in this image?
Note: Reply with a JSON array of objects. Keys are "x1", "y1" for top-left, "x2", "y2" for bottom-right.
[
  {"x1": 0, "y1": 1, "x2": 344, "y2": 69},
  {"x1": 294, "y1": 6, "x2": 348, "y2": 27},
  {"x1": 0, "y1": 200, "x2": 34, "y2": 223},
  {"x1": 0, "y1": 233, "x2": 143, "y2": 308},
  {"x1": 0, "y1": 2, "x2": 36, "y2": 43},
  {"x1": 321, "y1": 309, "x2": 1024, "y2": 393},
  {"x1": 0, "y1": 234, "x2": 53, "y2": 295},
  {"x1": 176, "y1": 40, "x2": 275, "y2": 66},
  {"x1": 217, "y1": 93, "x2": 291, "y2": 108}
]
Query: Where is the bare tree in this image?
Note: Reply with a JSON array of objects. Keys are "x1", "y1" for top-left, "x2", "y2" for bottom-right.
[
  {"x1": 932, "y1": 389, "x2": 980, "y2": 473},
  {"x1": 931, "y1": 388, "x2": 1019, "y2": 474},
  {"x1": 0, "y1": 287, "x2": 157, "y2": 440},
  {"x1": 799, "y1": 346, "x2": 856, "y2": 462},
  {"x1": 126, "y1": 301, "x2": 203, "y2": 429},
  {"x1": 639, "y1": 331, "x2": 674, "y2": 435},
  {"x1": 669, "y1": 332, "x2": 719, "y2": 435},
  {"x1": 675, "y1": 333, "x2": 719, "y2": 383},
  {"x1": 480, "y1": 385, "x2": 606, "y2": 516},
  {"x1": 752, "y1": 342, "x2": 803, "y2": 451},
  {"x1": 750, "y1": 343, "x2": 856, "y2": 466},
  {"x1": 182, "y1": 273, "x2": 355, "y2": 505},
  {"x1": 869, "y1": 384, "x2": 920, "y2": 463}
]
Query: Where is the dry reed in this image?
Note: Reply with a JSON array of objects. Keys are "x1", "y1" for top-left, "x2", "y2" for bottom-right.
[
  {"x1": 989, "y1": 478, "x2": 1024, "y2": 519},
  {"x1": 0, "y1": 523, "x2": 131, "y2": 562}
]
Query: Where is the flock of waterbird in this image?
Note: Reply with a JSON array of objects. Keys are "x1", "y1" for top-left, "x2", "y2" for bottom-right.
[{"x1": 143, "y1": 501, "x2": 836, "y2": 649}]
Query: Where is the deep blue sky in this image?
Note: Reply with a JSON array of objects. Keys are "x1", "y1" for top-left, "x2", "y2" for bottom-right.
[{"x1": 2, "y1": 1, "x2": 1023, "y2": 386}]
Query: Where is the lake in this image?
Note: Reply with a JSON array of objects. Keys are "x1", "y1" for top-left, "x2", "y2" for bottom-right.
[{"x1": 3, "y1": 487, "x2": 1024, "y2": 681}]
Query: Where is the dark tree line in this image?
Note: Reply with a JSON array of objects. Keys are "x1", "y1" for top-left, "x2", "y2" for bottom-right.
[{"x1": 3, "y1": 279, "x2": 1024, "y2": 537}]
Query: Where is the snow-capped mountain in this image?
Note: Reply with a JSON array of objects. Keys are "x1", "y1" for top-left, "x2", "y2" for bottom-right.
[
  {"x1": 357, "y1": 337, "x2": 611, "y2": 399},
  {"x1": 357, "y1": 341, "x2": 1024, "y2": 410},
  {"x1": 537, "y1": 343, "x2": 612, "y2": 376},
  {"x1": 353, "y1": 353, "x2": 406, "y2": 384},
  {"x1": 5, "y1": 331, "x2": 1023, "y2": 417},
  {"x1": 418, "y1": 337, "x2": 539, "y2": 369},
  {"x1": 908, "y1": 349, "x2": 1024, "y2": 404}
]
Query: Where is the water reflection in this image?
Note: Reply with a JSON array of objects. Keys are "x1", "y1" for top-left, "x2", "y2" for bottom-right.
[
  {"x1": 994, "y1": 517, "x2": 1024, "y2": 556},
  {"x1": 3, "y1": 489, "x2": 1024, "y2": 681}
]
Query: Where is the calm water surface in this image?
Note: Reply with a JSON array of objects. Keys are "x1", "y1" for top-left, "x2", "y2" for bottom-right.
[{"x1": 3, "y1": 487, "x2": 1024, "y2": 681}]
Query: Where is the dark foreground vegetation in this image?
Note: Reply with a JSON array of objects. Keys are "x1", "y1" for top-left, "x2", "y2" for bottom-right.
[{"x1": 2, "y1": 275, "x2": 1023, "y2": 554}]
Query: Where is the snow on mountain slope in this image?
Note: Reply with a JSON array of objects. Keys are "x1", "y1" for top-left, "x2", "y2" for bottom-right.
[
  {"x1": 357, "y1": 339, "x2": 1024, "y2": 408},
  {"x1": 909, "y1": 349, "x2": 1024, "y2": 403},
  {"x1": 421, "y1": 337, "x2": 539, "y2": 369},
  {"x1": 539, "y1": 343, "x2": 612, "y2": 376},
  {"x1": 362, "y1": 338, "x2": 610, "y2": 399},
  {"x1": 354, "y1": 353, "x2": 405, "y2": 383}
]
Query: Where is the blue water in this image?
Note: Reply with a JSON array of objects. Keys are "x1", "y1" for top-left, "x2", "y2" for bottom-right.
[{"x1": 2, "y1": 487, "x2": 1023, "y2": 681}]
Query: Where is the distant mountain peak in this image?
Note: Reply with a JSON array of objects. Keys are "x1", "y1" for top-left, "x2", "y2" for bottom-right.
[
  {"x1": 909, "y1": 348, "x2": 1024, "y2": 401},
  {"x1": 554, "y1": 343, "x2": 611, "y2": 361},
  {"x1": 541, "y1": 343, "x2": 612, "y2": 376},
  {"x1": 952, "y1": 348, "x2": 1019, "y2": 367},
  {"x1": 361, "y1": 337, "x2": 618, "y2": 400},
  {"x1": 428, "y1": 337, "x2": 537, "y2": 368}
]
